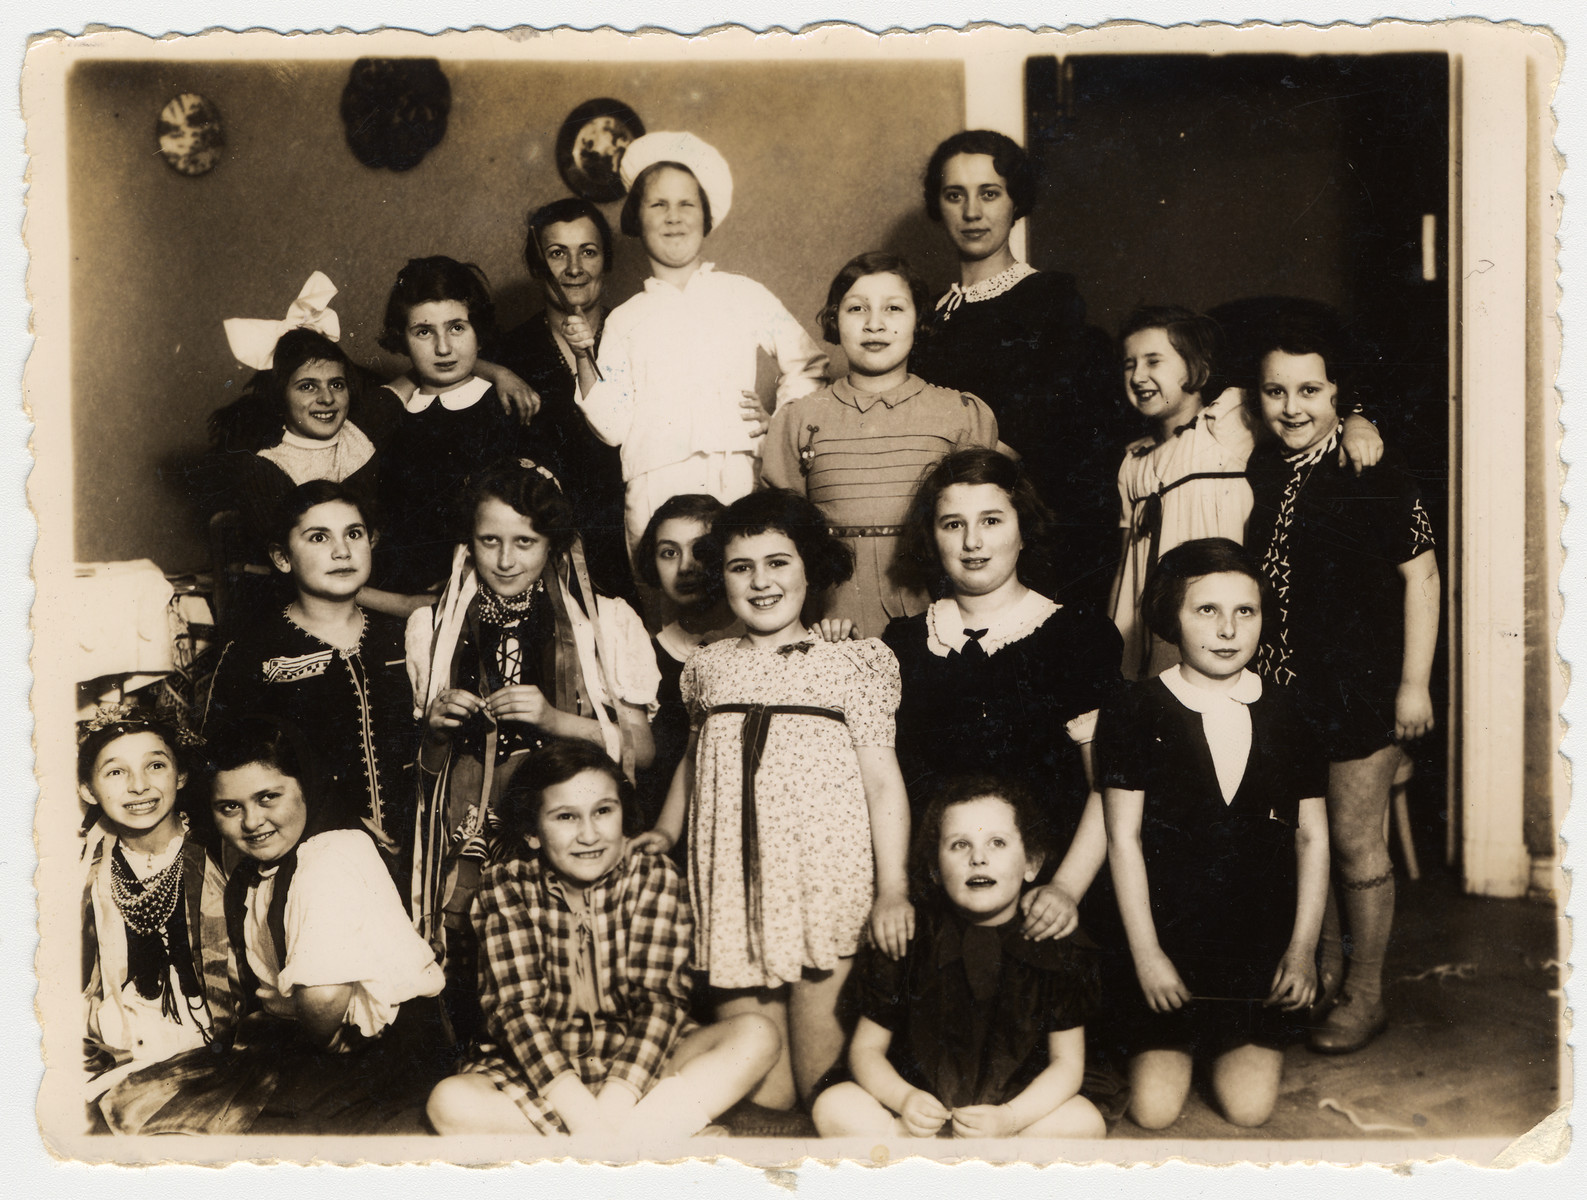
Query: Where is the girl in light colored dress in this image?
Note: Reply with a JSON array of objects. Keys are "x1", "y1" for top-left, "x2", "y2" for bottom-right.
[
  {"x1": 634, "y1": 489, "x2": 914, "y2": 1111},
  {"x1": 1107, "y1": 306, "x2": 1383, "y2": 679}
]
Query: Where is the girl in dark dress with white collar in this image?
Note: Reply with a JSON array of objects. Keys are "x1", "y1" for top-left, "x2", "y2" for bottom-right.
[
  {"x1": 1097, "y1": 539, "x2": 1329, "y2": 1130},
  {"x1": 885, "y1": 449, "x2": 1123, "y2": 943}
]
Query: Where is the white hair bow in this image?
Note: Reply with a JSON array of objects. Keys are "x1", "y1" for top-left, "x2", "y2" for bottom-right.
[{"x1": 223, "y1": 271, "x2": 342, "y2": 370}]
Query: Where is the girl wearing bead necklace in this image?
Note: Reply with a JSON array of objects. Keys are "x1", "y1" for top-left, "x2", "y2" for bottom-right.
[
  {"x1": 406, "y1": 457, "x2": 659, "y2": 1047},
  {"x1": 79, "y1": 706, "x2": 232, "y2": 1108}
]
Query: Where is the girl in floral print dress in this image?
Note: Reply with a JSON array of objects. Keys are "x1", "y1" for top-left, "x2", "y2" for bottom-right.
[{"x1": 635, "y1": 489, "x2": 915, "y2": 1112}]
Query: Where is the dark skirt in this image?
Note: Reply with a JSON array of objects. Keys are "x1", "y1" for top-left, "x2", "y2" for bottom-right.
[
  {"x1": 1094, "y1": 947, "x2": 1306, "y2": 1058},
  {"x1": 100, "y1": 996, "x2": 456, "y2": 1136}
]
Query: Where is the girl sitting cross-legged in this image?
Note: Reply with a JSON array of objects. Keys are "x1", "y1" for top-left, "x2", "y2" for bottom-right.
[{"x1": 425, "y1": 738, "x2": 781, "y2": 1140}]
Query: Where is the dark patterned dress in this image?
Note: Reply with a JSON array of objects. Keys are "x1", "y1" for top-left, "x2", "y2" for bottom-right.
[{"x1": 1245, "y1": 432, "x2": 1437, "y2": 760}]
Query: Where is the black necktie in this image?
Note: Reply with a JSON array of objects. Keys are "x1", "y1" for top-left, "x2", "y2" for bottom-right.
[{"x1": 960, "y1": 628, "x2": 989, "y2": 662}]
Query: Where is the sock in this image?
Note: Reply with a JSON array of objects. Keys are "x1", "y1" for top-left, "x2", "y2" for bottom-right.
[
  {"x1": 1338, "y1": 870, "x2": 1395, "y2": 1007},
  {"x1": 626, "y1": 1074, "x2": 716, "y2": 1142}
]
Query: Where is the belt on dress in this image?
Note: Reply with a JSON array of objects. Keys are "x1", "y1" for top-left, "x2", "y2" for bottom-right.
[
  {"x1": 828, "y1": 524, "x2": 904, "y2": 538},
  {"x1": 707, "y1": 703, "x2": 847, "y2": 967}
]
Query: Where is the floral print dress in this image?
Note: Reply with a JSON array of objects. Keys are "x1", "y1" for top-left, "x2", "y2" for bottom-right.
[{"x1": 681, "y1": 636, "x2": 901, "y2": 990}]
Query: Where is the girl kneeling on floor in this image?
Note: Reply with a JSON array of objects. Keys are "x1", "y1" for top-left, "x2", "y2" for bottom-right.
[
  {"x1": 426, "y1": 738, "x2": 780, "y2": 1139},
  {"x1": 1097, "y1": 538, "x2": 1330, "y2": 1129},
  {"x1": 813, "y1": 776, "x2": 1105, "y2": 1139}
]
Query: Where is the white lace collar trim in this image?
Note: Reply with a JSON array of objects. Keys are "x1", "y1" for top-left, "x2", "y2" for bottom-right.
[
  {"x1": 936, "y1": 261, "x2": 1038, "y2": 317},
  {"x1": 925, "y1": 590, "x2": 1059, "y2": 658}
]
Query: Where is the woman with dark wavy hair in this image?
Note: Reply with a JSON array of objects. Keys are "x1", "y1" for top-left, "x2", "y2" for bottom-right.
[
  {"x1": 884, "y1": 449, "x2": 1123, "y2": 943},
  {"x1": 910, "y1": 130, "x2": 1126, "y2": 606}
]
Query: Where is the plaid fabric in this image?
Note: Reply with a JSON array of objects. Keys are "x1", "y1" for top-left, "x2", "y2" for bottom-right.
[{"x1": 466, "y1": 850, "x2": 695, "y2": 1127}]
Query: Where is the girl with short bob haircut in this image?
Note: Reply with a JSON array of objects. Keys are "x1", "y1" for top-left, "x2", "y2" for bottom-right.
[
  {"x1": 1097, "y1": 538, "x2": 1330, "y2": 1130},
  {"x1": 763, "y1": 251, "x2": 999, "y2": 639},
  {"x1": 637, "y1": 488, "x2": 913, "y2": 1112},
  {"x1": 426, "y1": 738, "x2": 781, "y2": 1140}
]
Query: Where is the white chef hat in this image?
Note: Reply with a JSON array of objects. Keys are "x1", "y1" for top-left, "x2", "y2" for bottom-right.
[{"x1": 619, "y1": 131, "x2": 734, "y2": 227}]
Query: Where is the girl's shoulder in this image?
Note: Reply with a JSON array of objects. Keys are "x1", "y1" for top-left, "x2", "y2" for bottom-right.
[
  {"x1": 828, "y1": 636, "x2": 900, "y2": 676},
  {"x1": 292, "y1": 829, "x2": 389, "y2": 899},
  {"x1": 880, "y1": 611, "x2": 929, "y2": 654},
  {"x1": 619, "y1": 845, "x2": 686, "y2": 900}
]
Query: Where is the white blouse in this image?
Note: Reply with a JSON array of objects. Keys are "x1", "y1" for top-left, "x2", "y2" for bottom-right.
[{"x1": 243, "y1": 829, "x2": 443, "y2": 1038}]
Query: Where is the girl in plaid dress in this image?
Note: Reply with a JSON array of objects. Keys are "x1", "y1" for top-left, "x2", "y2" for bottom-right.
[{"x1": 426, "y1": 740, "x2": 780, "y2": 1139}]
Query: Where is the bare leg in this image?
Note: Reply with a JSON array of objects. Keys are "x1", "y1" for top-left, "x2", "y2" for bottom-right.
[
  {"x1": 1016, "y1": 1094, "x2": 1107, "y2": 1138},
  {"x1": 625, "y1": 1014, "x2": 783, "y2": 1140},
  {"x1": 426, "y1": 1073, "x2": 544, "y2": 1135},
  {"x1": 716, "y1": 987, "x2": 795, "y2": 1109},
  {"x1": 811, "y1": 1081, "x2": 910, "y2": 1137},
  {"x1": 1209, "y1": 1043, "x2": 1284, "y2": 1128},
  {"x1": 1126, "y1": 1049, "x2": 1193, "y2": 1131},
  {"x1": 788, "y1": 959, "x2": 854, "y2": 1108}
]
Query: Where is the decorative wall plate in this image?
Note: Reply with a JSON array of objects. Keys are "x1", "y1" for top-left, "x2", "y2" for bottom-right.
[
  {"x1": 555, "y1": 99, "x2": 645, "y2": 203},
  {"x1": 156, "y1": 93, "x2": 224, "y2": 176},
  {"x1": 340, "y1": 58, "x2": 451, "y2": 172}
]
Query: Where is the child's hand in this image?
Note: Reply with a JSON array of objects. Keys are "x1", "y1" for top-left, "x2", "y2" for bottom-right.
[
  {"x1": 627, "y1": 829, "x2": 676, "y2": 856},
  {"x1": 812, "y1": 618, "x2": 855, "y2": 643},
  {"x1": 739, "y1": 391, "x2": 771, "y2": 439},
  {"x1": 1134, "y1": 948, "x2": 1190, "y2": 1012},
  {"x1": 951, "y1": 1103, "x2": 1018, "y2": 1139},
  {"x1": 1267, "y1": 947, "x2": 1319, "y2": 1011},
  {"x1": 564, "y1": 312, "x2": 598, "y2": 356},
  {"x1": 1395, "y1": 682, "x2": 1435, "y2": 741},
  {"x1": 1019, "y1": 882, "x2": 1080, "y2": 941},
  {"x1": 868, "y1": 891, "x2": 915, "y2": 961},
  {"x1": 424, "y1": 687, "x2": 486, "y2": 736},
  {"x1": 898, "y1": 1088, "x2": 950, "y2": 1137},
  {"x1": 1339, "y1": 413, "x2": 1385, "y2": 475},
  {"x1": 491, "y1": 368, "x2": 542, "y2": 425},
  {"x1": 485, "y1": 684, "x2": 556, "y2": 729}
]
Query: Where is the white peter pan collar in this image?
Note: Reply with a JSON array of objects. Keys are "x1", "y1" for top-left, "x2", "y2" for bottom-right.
[
  {"x1": 925, "y1": 590, "x2": 1059, "y2": 659},
  {"x1": 1159, "y1": 667, "x2": 1263, "y2": 804},
  {"x1": 403, "y1": 373, "x2": 492, "y2": 414}
]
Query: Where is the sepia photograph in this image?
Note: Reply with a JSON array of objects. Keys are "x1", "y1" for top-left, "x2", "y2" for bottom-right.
[{"x1": 15, "y1": 8, "x2": 1571, "y2": 1181}]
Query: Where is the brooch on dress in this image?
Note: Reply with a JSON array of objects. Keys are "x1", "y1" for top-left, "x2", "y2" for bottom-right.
[{"x1": 799, "y1": 425, "x2": 820, "y2": 477}]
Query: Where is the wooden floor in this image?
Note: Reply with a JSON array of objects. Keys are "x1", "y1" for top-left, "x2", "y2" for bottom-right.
[{"x1": 1103, "y1": 855, "x2": 1563, "y2": 1143}]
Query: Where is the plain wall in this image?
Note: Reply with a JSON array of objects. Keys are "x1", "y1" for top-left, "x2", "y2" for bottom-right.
[{"x1": 68, "y1": 57, "x2": 965, "y2": 571}]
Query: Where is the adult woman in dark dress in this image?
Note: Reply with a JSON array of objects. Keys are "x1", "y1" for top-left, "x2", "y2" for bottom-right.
[
  {"x1": 489, "y1": 198, "x2": 634, "y2": 603},
  {"x1": 910, "y1": 131, "x2": 1125, "y2": 606},
  {"x1": 885, "y1": 448, "x2": 1123, "y2": 941}
]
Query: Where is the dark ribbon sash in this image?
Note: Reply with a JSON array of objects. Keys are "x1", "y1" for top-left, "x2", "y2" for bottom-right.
[{"x1": 707, "y1": 702, "x2": 847, "y2": 966}]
